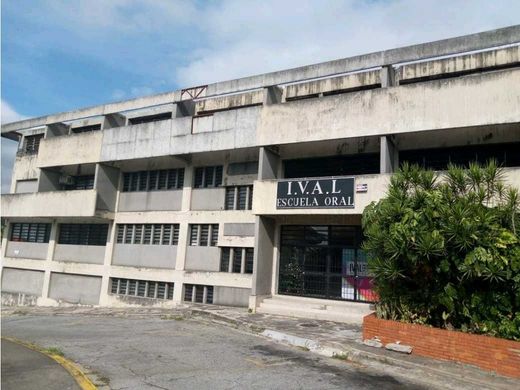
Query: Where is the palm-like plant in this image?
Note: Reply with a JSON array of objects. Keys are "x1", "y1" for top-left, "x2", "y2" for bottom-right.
[{"x1": 363, "y1": 160, "x2": 520, "y2": 340}]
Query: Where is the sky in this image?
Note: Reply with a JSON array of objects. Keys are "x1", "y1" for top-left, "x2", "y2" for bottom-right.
[{"x1": 1, "y1": 0, "x2": 519, "y2": 192}]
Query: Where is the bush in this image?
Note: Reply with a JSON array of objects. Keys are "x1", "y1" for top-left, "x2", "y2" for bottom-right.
[{"x1": 362, "y1": 161, "x2": 520, "y2": 340}]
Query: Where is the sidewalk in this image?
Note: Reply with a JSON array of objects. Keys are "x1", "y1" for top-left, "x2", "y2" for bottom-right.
[{"x1": 3, "y1": 305, "x2": 518, "y2": 390}]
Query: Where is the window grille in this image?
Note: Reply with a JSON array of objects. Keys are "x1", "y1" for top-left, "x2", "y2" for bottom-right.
[
  {"x1": 193, "y1": 166, "x2": 223, "y2": 188},
  {"x1": 58, "y1": 224, "x2": 108, "y2": 246},
  {"x1": 224, "y1": 186, "x2": 253, "y2": 210},
  {"x1": 110, "y1": 278, "x2": 173, "y2": 300},
  {"x1": 220, "y1": 247, "x2": 254, "y2": 274},
  {"x1": 116, "y1": 224, "x2": 179, "y2": 245},
  {"x1": 64, "y1": 175, "x2": 95, "y2": 191},
  {"x1": 152, "y1": 224, "x2": 162, "y2": 245},
  {"x1": 245, "y1": 248, "x2": 254, "y2": 274},
  {"x1": 200, "y1": 225, "x2": 209, "y2": 246},
  {"x1": 122, "y1": 169, "x2": 184, "y2": 192},
  {"x1": 21, "y1": 134, "x2": 44, "y2": 155},
  {"x1": 220, "y1": 248, "x2": 230, "y2": 272},
  {"x1": 10, "y1": 223, "x2": 51, "y2": 243},
  {"x1": 233, "y1": 248, "x2": 242, "y2": 273},
  {"x1": 188, "y1": 224, "x2": 219, "y2": 246},
  {"x1": 183, "y1": 284, "x2": 215, "y2": 304},
  {"x1": 210, "y1": 224, "x2": 219, "y2": 246}
]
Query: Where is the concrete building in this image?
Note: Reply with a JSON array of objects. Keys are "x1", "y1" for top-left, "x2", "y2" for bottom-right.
[{"x1": 2, "y1": 26, "x2": 520, "y2": 323}]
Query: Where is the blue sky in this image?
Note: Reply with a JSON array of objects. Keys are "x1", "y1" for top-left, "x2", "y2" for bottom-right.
[{"x1": 1, "y1": 0, "x2": 519, "y2": 191}]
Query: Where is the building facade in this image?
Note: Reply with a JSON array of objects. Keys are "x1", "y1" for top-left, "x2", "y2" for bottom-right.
[{"x1": 2, "y1": 27, "x2": 520, "y2": 322}]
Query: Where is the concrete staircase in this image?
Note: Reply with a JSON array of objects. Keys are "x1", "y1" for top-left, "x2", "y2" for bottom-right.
[{"x1": 256, "y1": 295, "x2": 373, "y2": 324}]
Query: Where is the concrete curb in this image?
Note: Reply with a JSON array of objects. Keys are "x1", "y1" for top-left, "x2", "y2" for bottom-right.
[
  {"x1": 187, "y1": 309, "x2": 515, "y2": 390},
  {"x1": 2, "y1": 336, "x2": 98, "y2": 390}
]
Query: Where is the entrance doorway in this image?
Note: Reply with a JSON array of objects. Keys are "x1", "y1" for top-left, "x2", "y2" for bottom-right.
[{"x1": 278, "y1": 225, "x2": 376, "y2": 303}]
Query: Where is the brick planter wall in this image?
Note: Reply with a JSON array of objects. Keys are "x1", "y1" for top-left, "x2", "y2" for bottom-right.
[{"x1": 363, "y1": 313, "x2": 520, "y2": 378}]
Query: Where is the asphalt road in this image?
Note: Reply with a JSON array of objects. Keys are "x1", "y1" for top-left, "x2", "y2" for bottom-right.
[
  {"x1": 2, "y1": 314, "x2": 425, "y2": 390},
  {"x1": 1, "y1": 339, "x2": 80, "y2": 390}
]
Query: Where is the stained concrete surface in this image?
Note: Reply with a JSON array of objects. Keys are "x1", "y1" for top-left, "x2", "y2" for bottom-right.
[
  {"x1": 2, "y1": 314, "x2": 424, "y2": 390},
  {"x1": 1, "y1": 339, "x2": 80, "y2": 390}
]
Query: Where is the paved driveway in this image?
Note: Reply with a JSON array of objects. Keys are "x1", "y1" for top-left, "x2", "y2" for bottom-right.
[{"x1": 2, "y1": 314, "x2": 424, "y2": 390}]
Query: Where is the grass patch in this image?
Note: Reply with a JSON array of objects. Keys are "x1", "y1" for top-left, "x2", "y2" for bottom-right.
[
  {"x1": 297, "y1": 346, "x2": 310, "y2": 352},
  {"x1": 43, "y1": 347, "x2": 64, "y2": 357},
  {"x1": 12, "y1": 310, "x2": 28, "y2": 316}
]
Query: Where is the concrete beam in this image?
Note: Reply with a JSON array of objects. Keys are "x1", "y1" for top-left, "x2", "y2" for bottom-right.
[
  {"x1": 46, "y1": 123, "x2": 70, "y2": 138},
  {"x1": 2, "y1": 26, "x2": 518, "y2": 133},
  {"x1": 380, "y1": 136, "x2": 399, "y2": 173},
  {"x1": 258, "y1": 147, "x2": 280, "y2": 180},
  {"x1": 103, "y1": 113, "x2": 126, "y2": 129}
]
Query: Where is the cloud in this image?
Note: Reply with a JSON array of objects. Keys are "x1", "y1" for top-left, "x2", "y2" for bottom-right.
[
  {"x1": 175, "y1": 0, "x2": 520, "y2": 86},
  {"x1": 1, "y1": 100, "x2": 27, "y2": 193},
  {"x1": 4, "y1": 0, "x2": 519, "y2": 99}
]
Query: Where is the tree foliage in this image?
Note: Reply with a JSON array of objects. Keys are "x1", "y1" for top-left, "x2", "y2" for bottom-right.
[{"x1": 362, "y1": 161, "x2": 520, "y2": 340}]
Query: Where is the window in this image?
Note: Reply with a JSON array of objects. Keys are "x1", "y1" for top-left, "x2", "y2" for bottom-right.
[
  {"x1": 189, "y1": 224, "x2": 219, "y2": 246},
  {"x1": 183, "y1": 284, "x2": 214, "y2": 304},
  {"x1": 122, "y1": 169, "x2": 184, "y2": 192},
  {"x1": 110, "y1": 278, "x2": 174, "y2": 300},
  {"x1": 128, "y1": 112, "x2": 172, "y2": 125},
  {"x1": 71, "y1": 124, "x2": 101, "y2": 134},
  {"x1": 116, "y1": 224, "x2": 179, "y2": 245},
  {"x1": 10, "y1": 223, "x2": 51, "y2": 243},
  {"x1": 21, "y1": 134, "x2": 44, "y2": 155},
  {"x1": 225, "y1": 186, "x2": 253, "y2": 210},
  {"x1": 193, "y1": 166, "x2": 223, "y2": 188},
  {"x1": 220, "y1": 247, "x2": 254, "y2": 274},
  {"x1": 64, "y1": 175, "x2": 95, "y2": 190},
  {"x1": 58, "y1": 224, "x2": 109, "y2": 246}
]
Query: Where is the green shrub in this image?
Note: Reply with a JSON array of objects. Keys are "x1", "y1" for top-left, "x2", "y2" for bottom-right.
[{"x1": 362, "y1": 161, "x2": 520, "y2": 340}]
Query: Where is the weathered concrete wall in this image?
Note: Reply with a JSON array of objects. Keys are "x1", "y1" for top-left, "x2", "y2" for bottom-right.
[
  {"x1": 185, "y1": 246, "x2": 220, "y2": 271},
  {"x1": 5, "y1": 242, "x2": 48, "y2": 260},
  {"x1": 48, "y1": 273, "x2": 102, "y2": 305},
  {"x1": 1, "y1": 268, "x2": 44, "y2": 295},
  {"x1": 286, "y1": 70, "x2": 380, "y2": 99},
  {"x1": 398, "y1": 45, "x2": 520, "y2": 82},
  {"x1": 38, "y1": 131, "x2": 103, "y2": 168},
  {"x1": 223, "y1": 223, "x2": 255, "y2": 237},
  {"x1": 1, "y1": 190, "x2": 98, "y2": 217},
  {"x1": 196, "y1": 90, "x2": 264, "y2": 113},
  {"x1": 251, "y1": 216, "x2": 275, "y2": 297},
  {"x1": 15, "y1": 179, "x2": 38, "y2": 193},
  {"x1": 53, "y1": 244, "x2": 106, "y2": 265},
  {"x1": 256, "y1": 69, "x2": 520, "y2": 147},
  {"x1": 112, "y1": 244, "x2": 177, "y2": 269},
  {"x1": 10, "y1": 155, "x2": 39, "y2": 193},
  {"x1": 213, "y1": 286, "x2": 250, "y2": 307},
  {"x1": 118, "y1": 190, "x2": 183, "y2": 212},
  {"x1": 191, "y1": 188, "x2": 226, "y2": 210},
  {"x1": 95, "y1": 164, "x2": 119, "y2": 211}
]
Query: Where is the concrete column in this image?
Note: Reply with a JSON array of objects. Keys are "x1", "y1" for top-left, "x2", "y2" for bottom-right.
[
  {"x1": 380, "y1": 136, "x2": 399, "y2": 173},
  {"x1": 181, "y1": 165, "x2": 193, "y2": 212},
  {"x1": 175, "y1": 100, "x2": 195, "y2": 118},
  {"x1": 98, "y1": 220, "x2": 117, "y2": 306},
  {"x1": 250, "y1": 216, "x2": 276, "y2": 310},
  {"x1": 45, "y1": 123, "x2": 70, "y2": 138},
  {"x1": 380, "y1": 65, "x2": 397, "y2": 88},
  {"x1": 94, "y1": 164, "x2": 120, "y2": 212},
  {"x1": 103, "y1": 113, "x2": 126, "y2": 130},
  {"x1": 249, "y1": 146, "x2": 281, "y2": 310},
  {"x1": 258, "y1": 146, "x2": 280, "y2": 180},
  {"x1": 38, "y1": 220, "x2": 58, "y2": 304},
  {"x1": 263, "y1": 86, "x2": 284, "y2": 105},
  {"x1": 37, "y1": 169, "x2": 61, "y2": 192}
]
